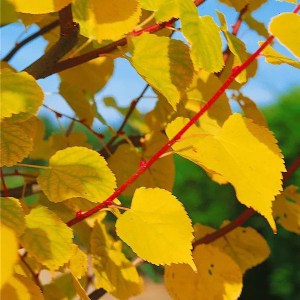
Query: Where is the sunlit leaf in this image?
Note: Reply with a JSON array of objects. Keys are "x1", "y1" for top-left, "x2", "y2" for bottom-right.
[
  {"x1": 72, "y1": 0, "x2": 141, "y2": 42},
  {"x1": 70, "y1": 273, "x2": 90, "y2": 300},
  {"x1": 269, "y1": 13, "x2": 300, "y2": 58},
  {"x1": 20, "y1": 206, "x2": 73, "y2": 270},
  {"x1": 116, "y1": 187, "x2": 195, "y2": 269},
  {"x1": 68, "y1": 244, "x2": 88, "y2": 279},
  {"x1": 128, "y1": 34, "x2": 194, "y2": 109},
  {"x1": 273, "y1": 185, "x2": 300, "y2": 234},
  {"x1": 166, "y1": 114, "x2": 286, "y2": 230},
  {"x1": 91, "y1": 221, "x2": 143, "y2": 299},
  {"x1": 165, "y1": 244, "x2": 243, "y2": 300},
  {"x1": 9, "y1": 0, "x2": 71, "y2": 13},
  {"x1": 0, "y1": 70, "x2": 43, "y2": 121},
  {"x1": 37, "y1": 147, "x2": 116, "y2": 203}
]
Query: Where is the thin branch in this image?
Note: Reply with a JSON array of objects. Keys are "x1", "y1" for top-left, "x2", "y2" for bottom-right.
[
  {"x1": 283, "y1": 155, "x2": 300, "y2": 182},
  {"x1": 2, "y1": 19, "x2": 59, "y2": 62},
  {"x1": 0, "y1": 168, "x2": 9, "y2": 197},
  {"x1": 19, "y1": 254, "x2": 42, "y2": 290},
  {"x1": 23, "y1": 4, "x2": 79, "y2": 79}
]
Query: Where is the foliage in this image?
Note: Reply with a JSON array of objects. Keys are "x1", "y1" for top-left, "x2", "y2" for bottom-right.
[{"x1": 1, "y1": 0, "x2": 300, "y2": 299}]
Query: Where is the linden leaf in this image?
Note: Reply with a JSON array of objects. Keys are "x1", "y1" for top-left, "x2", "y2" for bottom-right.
[
  {"x1": 72, "y1": 0, "x2": 141, "y2": 43},
  {"x1": 59, "y1": 57, "x2": 114, "y2": 96},
  {"x1": 269, "y1": 13, "x2": 300, "y2": 59},
  {"x1": 91, "y1": 222, "x2": 143, "y2": 299},
  {"x1": 259, "y1": 42, "x2": 300, "y2": 69},
  {"x1": 0, "y1": 118, "x2": 37, "y2": 167},
  {"x1": 166, "y1": 114, "x2": 286, "y2": 230},
  {"x1": 128, "y1": 34, "x2": 194, "y2": 109},
  {"x1": 0, "y1": 70, "x2": 43, "y2": 121},
  {"x1": 165, "y1": 244, "x2": 243, "y2": 300},
  {"x1": 8, "y1": 0, "x2": 71, "y2": 13},
  {"x1": 37, "y1": 147, "x2": 116, "y2": 203},
  {"x1": 0, "y1": 225, "x2": 18, "y2": 288},
  {"x1": 194, "y1": 223, "x2": 270, "y2": 273},
  {"x1": 116, "y1": 187, "x2": 195, "y2": 269},
  {"x1": 68, "y1": 244, "x2": 88, "y2": 279},
  {"x1": 273, "y1": 185, "x2": 300, "y2": 234},
  {"x1": 1, "y1": 274, "x2": 43, "y2": 299},
  {"x1": 108, "y1": 132, "x2": 174, "y2": 196},
  {"x1": 0, "y1": 197, "x2": 25, "y2": 237},
  {"x1": 20, "y1": 206, "x2": 73, "y2": 270}
]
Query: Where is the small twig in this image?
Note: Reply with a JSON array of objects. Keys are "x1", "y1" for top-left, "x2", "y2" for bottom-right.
[
  {"x1": 283, "y1": 155, "x2": 300, "y2": 182},
  {"x1": 2, "y1": 20, "x2": 59, "y2": 62},
  {"x1": 19, "y1": 254, "x2": 42, "y2": 290}
]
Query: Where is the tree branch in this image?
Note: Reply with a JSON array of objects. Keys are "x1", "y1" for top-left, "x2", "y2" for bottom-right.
[
  {"x1": 23, "y1": 4, "x2": 79, "y2": 79},
  {"x1": 2, "y1": 19, "x2": 59, "y2": 62}
]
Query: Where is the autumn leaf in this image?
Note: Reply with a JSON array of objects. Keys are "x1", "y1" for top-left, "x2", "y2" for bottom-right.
[{"x1": 8, "y1": 0, "x2": 71, "y2": 13}]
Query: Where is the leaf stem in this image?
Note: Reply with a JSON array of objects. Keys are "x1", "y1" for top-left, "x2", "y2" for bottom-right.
[{"x1": 16, "y1": 163, "x2": 49, "y2": 170}]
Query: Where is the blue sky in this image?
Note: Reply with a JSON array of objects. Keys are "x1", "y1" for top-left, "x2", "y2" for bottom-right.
[{"x1": 1, "y1": 0, "x2": 299, "y2": 129}]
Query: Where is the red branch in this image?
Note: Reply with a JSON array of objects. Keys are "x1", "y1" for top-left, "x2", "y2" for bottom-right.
[
  {"x1": 283, "y1": 156, "x2": 300, "y2": 182},
  {"x1": 0, "y1": 168, "x2": 9, "y2": 197},
  {"x1": 66, "y1": 25, "x2": 285, "y2": 227}
]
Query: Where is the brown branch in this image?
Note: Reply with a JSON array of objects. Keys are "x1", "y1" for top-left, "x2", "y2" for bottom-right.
[
  {"x1": 23, "y1": 4, "x2": 79, "y2": 79},
  {"x1": 0, "y1": 168, "x2": 9, "y2": 197},
  {"x1": 2, "y1": 20, "x2": 59, "y2": 62}
]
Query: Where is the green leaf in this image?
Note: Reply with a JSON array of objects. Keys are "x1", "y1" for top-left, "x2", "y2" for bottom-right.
[
  {"x1": 20, "y1": 206, "x2": 73, "y2": 270},
  {"x1": 37, "y1": 146, "x2": 116, "y2": 203},
  {"x1": 0, "y1": 70, "x2": 44, "y2": 122},
  {"x1": 116, "y1": 187, "x2": 196, "y2": 269},
  {"x1": 128, "y1": 34, "x2": 194, "y2": 109},
  {"x1": 0, "y1": 197, "x2": 25, "y2": 237}
]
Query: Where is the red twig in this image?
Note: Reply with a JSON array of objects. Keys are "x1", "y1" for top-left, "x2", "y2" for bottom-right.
[
  {"x1": 283, "y1": 156, "x2": 300, "y2": 182},
  {"x1": 0, "y1": 168, "x2": 9, "y2": 197},
  {"x1": 66, "y1": 27, "x2": 280, "y2": 227}
]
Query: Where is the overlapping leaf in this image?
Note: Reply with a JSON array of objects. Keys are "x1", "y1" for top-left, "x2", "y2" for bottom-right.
[
  {"x1": 72, "y1": 0, "x2": 141, "y2": 42},
  {"x1": 1, "y1": 70, "x2": 43, "y2": 121},
  {"x1": 116, "y1": 188, "x2": 195, "y2": 269},
  {"x1": 165, "y1": 244, "x2": 243, "y2": 300},
  {"x1": 37, "y1": 147, "x2": 116, "y2": 203},
  {"x1": 128, "y1": 34, "x2": 194, "y2": 109},
  {"x1": 20, "y1": 206, "x2": 73, "y2": 270},
  {"x1": 91, "y1": 221, "x2": 143, "y2": 299},
  {"x1": 67, "y1": 245, "x2": 88, "y2": 279},
  {"x1": 166, "y1": 114, "x2": 286, "y2": 230}
]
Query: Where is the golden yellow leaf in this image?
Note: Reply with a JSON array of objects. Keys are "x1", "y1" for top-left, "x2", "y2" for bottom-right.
[
  {"x1": 70, "y1": 273, "x2": 90, "y2": 300},
  {"x1": 219, "y1": 0, "x2": 266, "y2": 12},
  {"x1": 9, "y1": 0, "x2": 71, "y2": 13},
  {"x1": 68, "y1": 244, "x2": 88, "y2": 279},
  {"x1": 0, "y1": 118, "x2": 37, "y2": 167},
  {"x1": 194, "y1": 223, "x2": 270, "y2": 273},
  {"x1": 273, "y1": 185, "x2": 300, "y2": 234},
  {"x1": 108, "y1": 131, "x2": 174, "y2": 196},
  {"x1": 116, "y1": 188, "x2": 195, "y2": 269},
  {"x1": 165, "y1": 244, "x2": 243, "y2": 300},
  {"x1": 72, "y1": 0, "x2": 141, "y2": 43},
  {"x1": 128, "y1": 34, "x2": 194, "y2": 109},
  {"x1": 20, "y1": 206, "x2": 73, "y2": 270},
  {"x1": 259, "y1": 43, "x2": 300, "y2": 69},
  {"x1": 0, "y1": 197, "x2": 25, "y2": 237},
  {"x1": 166, "y1": 114, "x2": 286, "y2": 230},
  {"x1": 37, "y1": 147, "x2": 116, "y2": 203},
  {"x1": 1, "y1": 274, "x2": 43, "y2": 299},
  {"x1": 269, "y1": 13, "x2": 300, "y2": 59},
  {"x1": 59, "y1": 57, "x2": 114, "y2": 95},
  {"x1": 91, "y1": 222, "x2": 143, "y2": 299},
  {"x1": 0, "y1": 225, "x2": 18, "y2": 288},
  {"x1": 0, "y1": 69, "x2": 43, "y2": 121}
]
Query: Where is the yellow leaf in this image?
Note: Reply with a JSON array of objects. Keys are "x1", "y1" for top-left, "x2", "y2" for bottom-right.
[
  {"x1": 0, "y1": 118, "x2": 37, "y2": 167},
  {"x1": 9, "y1": 0, "x2": 71, "y2": 13},
  {"x1": 108, "y1": 132, "x2": 174, "y2": 196},
  {"x1": 269, "y1": 13, "x2": 300, "y2": 59},
  {"x1": 20, "y1": 206, "x2": 73, "y2": 270},
  {"x1": 0, "y1": 197, "x2": 25, "y2": 237},
  {"x1": 273, "y1": 185, "x2": 300, "y2": 234},
  {"x1": 72, "y1": 0, "x2": 141, "y2": 43},
  {"x1": 68, "y1": 245, "x2": 88, "y2": 279},
  {"x1": 37, "y1": 147, "x2": 116, "y2": 203},
  {"x1": 116, "y1": 187, "x2": 195, "y2": 269},
  {"x1": 243, "y1": 14, "x2": 269, "y2": 39},
  {"x1": 59, "y1": 57, "x2": 114, "y2": 95},
  {"x1": 165, "y1": 244, "x2": 243, "y2": 300},
  {"x1": 259, "y1": 42, "x2": 300, "y2": 69},
  {"x1": 1, "y1": 274, "x2": 43, "y2": 299},
  {"x1": 0, "y1": 225, "x2": 18, "y2": 288},
  {"x1": 1, "y1": 0, "x2": 18, "y2": 25},
  {"x1": 91, "y1": 222, "x2": 143, "y2": 299},
  {"x1": 128, "y1": 34, "x2": 194, "y2": 109},
  {"x1": 166, "y1": 114, "x2": 286, "y2": 230},
  {"x1": 0, "y1": 70, "x2": 44, "y2": 121},
  {"x1": 219, "y1": 0, "x2": 266, "y2": 12},
  {"x1": 194, "y1": 223, "x2": 271, "y2": 273},
  {"x1": 70, "y1": 273, "x2": 90, "y2": 300}
]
